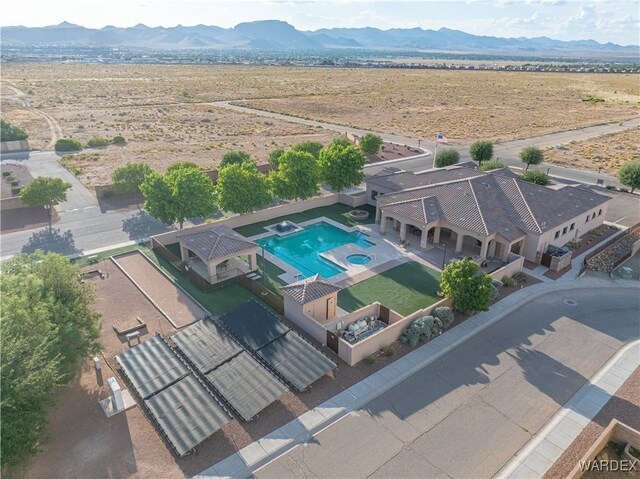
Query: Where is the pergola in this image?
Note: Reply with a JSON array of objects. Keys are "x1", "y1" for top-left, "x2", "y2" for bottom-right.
[{"x1": 176, "y1": 226, "x2": 258, "y2": 284}]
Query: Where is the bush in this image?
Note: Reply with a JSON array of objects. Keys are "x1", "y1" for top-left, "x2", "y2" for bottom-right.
[
  {"x1": 220, "y1": 150, "x2": 251, "y2": 167},
  {"x1": 522, "y1": 170, "x2": 550, "y2": 185},
  {"x1": 433, "y1": 306, "x2": 455, "y2": 328},
  {"x1": 102, "y1": 189, "x2": 114, "y2": 198},
  {"x1": 359, "y1": 134, "x2": 383, "y2": 154},
  {"x1": 479, "y1": 160, "x2": 505, "y2": 172},
  {"x1": 501, "y1": 276, "x2": 516, "y2": 288},
  {"x1": 469, "y1": 140, "x2": 493, "y2": 164},
  {"x1": 0, "y1": 119, "x2": 28, "y2": 141},
  {"x1": 365, "y1": 355, "x2": 376, "y2": 365},
  {"x1": 400, "y1": 326, "x2": 420, "y2": 347},
  {"x1": 112, "y1": 135, "x2": 126, "y2": 145},
  {"x1": 489, "y1": 283, "x2": 500, "y2": 302},
  {"x1": 2, "y1": 171, "x2": 11, "y2": 177},
  {"x1": 491, "y1": 279, "x2": 503, "y2": 289},
  {"x1": 54, "y1": 138, "x2": 82, "y2": 152},
  {"x1": 87, "y1": 137, "x2": 111, "y2": 148},
  {"x1": 618, "y1": 160, "x2": 640, "y2": 193},
  {"x1": 381, "y1": 344, "x2": 395, "y2": 357},
  {"x1": 434, "y1": 148, "x2": 460, "y2": 168},
  {"x1": 512, "y1": 272, "x2": 528, "y2": 284}
]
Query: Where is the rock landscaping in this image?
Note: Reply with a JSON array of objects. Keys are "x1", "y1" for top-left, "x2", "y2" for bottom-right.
[{"x1": 587, "y1": 228, "x2": 640, "y2": 272}]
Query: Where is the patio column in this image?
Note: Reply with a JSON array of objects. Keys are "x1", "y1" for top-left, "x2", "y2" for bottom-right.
[
  {"x1": 375, "y1": 207, "x2": 382, "y2": 224},
  {"x1": 393, "y1": 219, "x2": 400, "y2": 232},
  {"x1": 248, "y1": 252, "x2": 257, "y2": 271},
  {"x1": 380, "y1": 212, "x2": 388, "y2": 234},
  {"x1": 400, "y1": 222, "x2": 407, "y2": 241},
  {"x1": 502, "y1": 242, "x2": 511, "y2": 262},
  {"x1": 208, "y1": 260, "x2": 218, "y2": 282},
  {"x1": 488, "y1": 240, "x2": 497, "y2": 258},
  {"x1": 455, "y1": 233, "x2": 464, "y2": 253},
  {"x1": 479, "y1": 239, "x2": 489, "y2": 259},
  {"x1": 180, "y1": 244, "x2": 189, "y2": 262},
  {"x1": 420, "y1": 228, "x2": 428, "y2": 249},
  {"x1": 433, "y1": 227, "x2": 441, "y2": 244}
]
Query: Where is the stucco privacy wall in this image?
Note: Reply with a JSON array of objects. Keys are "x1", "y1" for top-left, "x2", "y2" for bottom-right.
[
  {"x1": 490, "y1": 254, "x2": 525, "y2": 280},
  {"x1": 0, "y1": 140, "x2": 29, "y2": 153},
  {"x1": 338, "y1": 191, "x2": 368, "y2": 208},
  {"x1": 283, "y1": 296, "x2": 329, "y2": 345},
  {"x1": 338, "y1": 298, "x2": 453, "y2": 366},
  {"x1": 153, "y1": 194, "x2": 341, "y2": 245}
]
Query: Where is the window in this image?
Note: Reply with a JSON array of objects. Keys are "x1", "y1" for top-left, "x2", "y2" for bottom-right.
[
  {"x1": 563, "y1": 226, "x2": 568, "y2": 235},
  {"x1": 586, "y1": 215, "x2": 590, "y2": 223},
  {"x1": 570, "y1": 223, "x2": 575, "y2": 231},
  {"x1": 554, "y1": 231, "x2": 560, "y2": 239},
  {"x1": 592, "y1": 212, "x2": 596, "y2": 219},
  {"x1": 598, "y1": 209, "x2": 602, "y2": 216}
]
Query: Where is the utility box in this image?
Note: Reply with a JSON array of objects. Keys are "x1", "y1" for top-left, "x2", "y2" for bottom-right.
[
  {"x1": 93, "y1": 356, "x2": 101, "y2": 370},
  {"x1": 107, "y1": 377, "x2": 125, "y2": 411}
]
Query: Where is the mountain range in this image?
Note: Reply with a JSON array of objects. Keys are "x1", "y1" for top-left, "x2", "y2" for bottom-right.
[{"x1": 1, "y1": 20, "x2": 636, "y2": 55}]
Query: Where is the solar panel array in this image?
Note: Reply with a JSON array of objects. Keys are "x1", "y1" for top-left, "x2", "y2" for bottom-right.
[
  {"x1": 220, "y1": 300, "x2": 337, "y2": 391},
  {"x1": 116, "y1": 335, "x2": 231, "y2": 456},
  {"x1": 172, "y1": 317, "x2": 288, "y2": 421}
]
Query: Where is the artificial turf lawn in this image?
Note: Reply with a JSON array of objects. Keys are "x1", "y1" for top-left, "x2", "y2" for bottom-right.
[
  {"x1": 233, "y1": 203, "x2": 377, "y2": 237},
  {"x1": 338, "y1": 261, "x2": 442, "y2": 316}
]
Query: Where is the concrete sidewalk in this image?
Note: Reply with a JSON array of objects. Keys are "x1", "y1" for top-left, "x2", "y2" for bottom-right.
[
  {"x1": 495, "y1": 339, "x2": 640, "y2": 478},
  {"x1": 195, "y1": 276, "x2": 640, "y2": 479}
]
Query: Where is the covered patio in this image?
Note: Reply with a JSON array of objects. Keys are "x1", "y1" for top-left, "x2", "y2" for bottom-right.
[{"x1": 176, "y1": 226, "x2": 259, "y2": 284}]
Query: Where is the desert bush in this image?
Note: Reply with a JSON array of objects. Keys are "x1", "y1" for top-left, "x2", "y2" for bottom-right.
[
  {"x1": 434, "y1": 148, "x2": 460, "y2": 167},
  {"x1": 365, "y1": 355, "x2": 376, "y2": 365},
  {"x1": 2, "y1": 171, "x2": 11, "y2": 177},
  {"x1": 381, "y1": 344, "x2": 395, "y2": 357},
  {"x1": 112, "y1": 135, "x2": 126, "y2": 144},
  {"x1": 479, "y1": 160, "x2": 505, "y2": 172},
  {"x1": 489, "y1": 283, "x2": 500, "y2": 302},
  {"x1": 491, "y1": 279, "x2": 503, "y2": 289},
  {"x1": 433, "y1": 306, "x2": 455, "y2": 328},
  {"x1": 400, "y1": 325, "x2": 421, "y2": 347},
  {"x1": 501, "y1": 276, "x2": 516, "y2": 288},
  {"x1": 87, "y1": 137, "x2": 111, "y2": 148},
  {"x1": 54, "y1": 138, "x2": 82, "y2": 152},
  {"x1": 522, "y1": 170, "x2": 550, "y2": 185},
  {"x1": 512, "y1": 271, "x2": 528, "y2": 283},
  {"x1": 0, "y1": 119, "x2": 28, "y2": 141}
]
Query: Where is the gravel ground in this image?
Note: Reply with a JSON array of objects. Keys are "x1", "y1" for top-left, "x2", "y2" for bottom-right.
[{"x1": 542, "y1": 367, "x2": 640, "y2": 479}]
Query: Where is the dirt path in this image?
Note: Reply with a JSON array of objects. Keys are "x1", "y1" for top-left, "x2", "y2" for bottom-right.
[{"x1": 112, "y1": 251, "x2": 208, "y2": 328}]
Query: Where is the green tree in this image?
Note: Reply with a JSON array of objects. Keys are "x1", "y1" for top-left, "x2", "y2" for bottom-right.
[
  {"x1": 0, "y1": 118, "x2": 28, "y2": 141},
  {"x1": 521, "y1": 169, "x2": 550, "y2": 185},
  {"x1": 167, "y1": 161, "x2": 200, "y2": 173},
  {"x1": 440, "y1": 258, "x2": 492, "y2": 313},
  {"x1": 434, "y1": 148, "x2": 460, "y2": 167},
  {"x1": 270, "y1": 150, "x2": 320, "y2": 201},
  {"x1": 359, "y1": 134, "x2": 383, "y2": 154},
  {"x1": 1, "y1": 251, "x2": 102, "y2": 468},
  {"x1": 520, "y1": 146, "x2": 544, "y2": 170},
  {"x1": 216, "y1": 162, "x2": 272, "y2": 214},
  {"x1": 618, "y1": 160, "x2": 640, "y2": 193},
  {"x1": 291, "y1": 141, "x2": 324, "y2": 160},
  {"x1": 54, "y1": 138, "x2": 82, "y2": 152},
  {"x1": 319, "y1": 143, "x2": 366, "y2": 192},
  {"x1": 330, "y1": 137, "x2": 352, "y2": 149},
  {"x1": 111, "y1": 163, "x2": 152, "y2": 194},
  {"x1": 469, "y1": 140, "x2": 493, "y2": 165},
  {"x1": 140, "y1": 164, "x2": 217, "y2": 229},
  {"x1": 220, "y1": 150, "x2": 251, "y2": 168},
  {"x1": 19, "y1": 176, "x2": 71, "y2": 226},
  {"x1": 268, "y1": 148, "x2": 285, "y2": 168}
]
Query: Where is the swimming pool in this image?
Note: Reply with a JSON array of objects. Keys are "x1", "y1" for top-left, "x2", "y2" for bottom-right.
[{"x1": 256, "y1": 222, "x2": 374, "y2": 278}]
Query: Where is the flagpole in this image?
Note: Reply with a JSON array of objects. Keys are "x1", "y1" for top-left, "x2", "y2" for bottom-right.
[{"x1": 434, "y1": 135, "x2": 438, "y2": 164}]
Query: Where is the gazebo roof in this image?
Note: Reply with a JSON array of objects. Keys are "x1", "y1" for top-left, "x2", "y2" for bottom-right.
[
  {"x1": 281, "y1": 274, "x2": 341, "y2": 304},
  {"x1": 177, "y1": 226, "x2": 257, "y2": 262}
]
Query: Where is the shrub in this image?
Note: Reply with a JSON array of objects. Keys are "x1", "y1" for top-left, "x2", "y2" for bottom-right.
[
  {"x1": 512, "y1": 272, "x2": 528, "y2": 283},
  {"x1": 381, "y1": 344, "x2": 395, "y2": 357},
  {"x1": 469, "y1": 140, "x2": 493, "y2": 165},
  {"x1": 413, "y1": 316, "x2": 433, "y2": 342},
  {"x1": 501, "y1": 276, "x2": 516, "y2": 288},
  {"x1": 433, "y1": 306, "x2": 455, "y2": 328},
  {"x1": 489, "y1": 283, "x2": 500, "y2": 302},
  {"x1": 220, "y1": 150, "x2": 251, "y2": 167},
  {"x1": 1, "y1": 119, "x2": 28, "y2": 141},
  {"x1": 112, "y1": 135, "x2": 126, "y2": 145},
  {"x1": 87, "y1": 137, "x2": 111, "y2": 148},
  {"x1": 365, "y1": 355, "x2": 376, "y2": 365},
  {"x1": 10, "y1": 181, "x2": 19, "y2": 187},
  {"x1": 605, "y1": 185, "x2": 616, "y2": 190},
  {"x1": 434, "y1": 148, "x2": 460, "y2": 168},
  {"x1": 430, "y1": 317, "x2": 443, "y2": 336},
  {"x1": 491, "y1": 279, "x2": 503, "y2": 289},
  {"x1": 102, "y1": 189, "x2": 114, "y2": 198},
  {"x1": 54, "y1": 138, "x2": 82, "y2": 152},
  {"x1": 479, "y1": 161, "x2": 505, "y2": 172},
  {"x1": 359, "y1": 134, "x2": 383, "y2": 154},
  {"x1": 522, "y1": 170, "x2": 550, "y2": 185},
  {"x1": 11, "y1": 187, "x2": 21, "y2": 195},
  {"x1": 400, "y1": 326, "x2": 420, "y2": 347},
  {"x1": 2, "y1": 171, "x2": 11, "y2": 177}
]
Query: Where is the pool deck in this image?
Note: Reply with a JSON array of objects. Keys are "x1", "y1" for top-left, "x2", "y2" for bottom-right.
[{"x1": 248, "y1": 217, "x2": 440, "y2": 286}]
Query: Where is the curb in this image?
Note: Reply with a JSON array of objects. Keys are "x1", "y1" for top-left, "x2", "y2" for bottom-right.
[{"x1": 195, "y1": 279, "x2": 640, "y2": 479}]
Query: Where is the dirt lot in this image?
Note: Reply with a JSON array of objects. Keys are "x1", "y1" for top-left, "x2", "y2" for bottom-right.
[
  {"x1": 544, "y1": 126, "x2": 640, "y2": 174},
  {"x1": 2, "y1": 64, "x2": 638, "y2": 185}
]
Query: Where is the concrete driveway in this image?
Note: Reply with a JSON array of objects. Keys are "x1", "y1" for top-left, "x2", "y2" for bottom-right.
[{"x1": 255, "y1": 288, "x2": 639, "y2": 479}]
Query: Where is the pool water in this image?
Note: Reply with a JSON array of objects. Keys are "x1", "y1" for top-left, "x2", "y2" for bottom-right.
[
  {"x1": 256, "y1": 222, "x2": 373, "y2": 278},
  {"x1": 347, "y1": 254, "x2": 372, "y2": 265}
]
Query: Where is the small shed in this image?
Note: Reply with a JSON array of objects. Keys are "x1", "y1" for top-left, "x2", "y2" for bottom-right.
[{"x1": 176, "y1": 226, "x2": 258, "y2": 284}]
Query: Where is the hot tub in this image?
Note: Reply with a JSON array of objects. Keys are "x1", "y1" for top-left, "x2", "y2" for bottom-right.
[{"x1": 346, "y1": 254, "x2": 372, "y2": 265}]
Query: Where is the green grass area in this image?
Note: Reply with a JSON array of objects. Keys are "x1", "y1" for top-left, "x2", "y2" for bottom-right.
[
  {"x1": 338, "y1": 261, "x2": 441, "y2": 316},
  {"x1": 165, "y1": 242, "x2": 181, "y2": 258},
  {"x1": 234, "y1": 203, "x2": 377, "y2": 237}
]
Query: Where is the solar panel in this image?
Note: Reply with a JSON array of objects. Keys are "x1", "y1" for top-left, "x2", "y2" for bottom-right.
[
  {"x1": 144, "y1": 375, "x2": 231, "y2": 457},
  {"x1": 205, "y1": 352, "x2": 288, "y2": 421},
  {"x1": 220, "y1": 300, "x2": 289, "y2": 350},
  {"x1": 257, "y1": 332, "x2": 337, "y2": 391},
  {"x1": 115, "y1": 335, "x2": 189, "y2": 399},
  {"x1": 172, "y1": 318, "x2": 243, "y2": 374}
]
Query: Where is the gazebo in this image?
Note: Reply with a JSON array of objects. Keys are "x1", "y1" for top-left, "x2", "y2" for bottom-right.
[{"x1": 176, "y1": 226, "x2": 259, "y2": 284}]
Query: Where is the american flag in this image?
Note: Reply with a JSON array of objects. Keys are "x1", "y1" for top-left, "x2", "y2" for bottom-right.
[{"x1": 436, "y1": 134, "x2": 448, "y2": 143}]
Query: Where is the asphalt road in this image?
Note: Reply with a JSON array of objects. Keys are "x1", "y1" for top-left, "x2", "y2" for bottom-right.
[{"x1": 255, "y1": 288, "x2": 640, "y2": 479}]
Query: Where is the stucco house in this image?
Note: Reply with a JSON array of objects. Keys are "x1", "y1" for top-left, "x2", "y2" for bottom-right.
[{"x1": 366, "y1": 165, "x2": 612, "y2": 263}]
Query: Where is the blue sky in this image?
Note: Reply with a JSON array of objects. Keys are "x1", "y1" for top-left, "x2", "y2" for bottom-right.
[{"x1": 3, "y1": 0, "x2": 638, "y2": 45}]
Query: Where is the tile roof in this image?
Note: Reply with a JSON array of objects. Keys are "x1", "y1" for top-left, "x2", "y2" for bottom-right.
[
  {"x1": 177, "y1": 225, "x2": 257, "y2": 262},
  {"x1": 377, "y1": 167, "x2": 610, "y2": 238},
  {"x1": 281, "y1": 274, "x2": 341, "y2": 304},
  {"x1": 366, "y1": 166, "x2": 484, "y2": 191}
]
